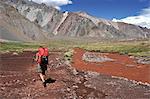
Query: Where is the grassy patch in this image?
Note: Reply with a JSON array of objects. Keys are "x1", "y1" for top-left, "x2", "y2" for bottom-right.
[
  {"x1": 64, "y1": 49, "x2": 74, "y2": 61},
  {"x1": 0, "y1": 42, "x2": 40, "y2": 52},
  {"x1": 47, "y1": 39, "x2": 150, "y2": 57},
  {"x1": 81, "y1": 41, "x2": 150, "y2": 57},
  {"x1": 0, "y1": 40, "x2": 150, "y2": 57}
]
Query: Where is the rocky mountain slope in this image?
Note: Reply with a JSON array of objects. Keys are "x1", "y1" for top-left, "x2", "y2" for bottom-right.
[
  {"x1": 0, "y1": 1, "x2": 49, "y2": 41},
  {"x1": 0, "y1": 0, "x2": 150, "y2": 41}
]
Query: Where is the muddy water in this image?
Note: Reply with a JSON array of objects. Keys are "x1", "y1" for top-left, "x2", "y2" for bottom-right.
[{"x1": 72, "y1": 48, "x2": 150, "y2": 83}]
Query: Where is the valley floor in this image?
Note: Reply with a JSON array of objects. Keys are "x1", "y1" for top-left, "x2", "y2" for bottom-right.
[{"x1": 0, "y1": 50, "x2": 150, "y2": 99}]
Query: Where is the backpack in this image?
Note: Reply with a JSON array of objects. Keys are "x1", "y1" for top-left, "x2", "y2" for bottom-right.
[
  {"x1": 41, "y1": 56, "x2": 48, "y2": 65},
  {"x1": 39, "y1": 47, "x2": 49, "y2": 65}
]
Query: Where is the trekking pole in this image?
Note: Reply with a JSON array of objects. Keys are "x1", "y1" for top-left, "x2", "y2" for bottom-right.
[{"x1": 32, "y1": 55, "x2": 36, "y2": 67}]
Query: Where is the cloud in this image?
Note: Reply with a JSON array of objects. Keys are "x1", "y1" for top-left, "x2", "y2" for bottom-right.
[
  {"x1": 29, "y1": 0, "x2": 72, "y2": 10},
  {"x1": 112, "y1": 7, "x2": 150, "y2": 29},
  {"x1": 139, "y1": 0, "x2": 149, "y2": 2}
]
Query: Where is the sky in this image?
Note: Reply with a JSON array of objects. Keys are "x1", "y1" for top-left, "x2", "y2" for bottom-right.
[{"x1": 29, "y1": 0, "x2": 150, "y2": 28}]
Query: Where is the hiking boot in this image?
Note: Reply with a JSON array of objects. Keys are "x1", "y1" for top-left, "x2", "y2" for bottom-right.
[{"x1": 43, "y1": 82, "x2": 46, "y2": 87}]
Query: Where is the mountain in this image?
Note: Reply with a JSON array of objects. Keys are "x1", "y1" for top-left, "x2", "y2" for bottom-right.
[
  {"x1": 0, "y1": 0, "x2": 150, "y2": 42},
  {"x1": 0, "y1": 1, "x2": 49, "y2": 42}
]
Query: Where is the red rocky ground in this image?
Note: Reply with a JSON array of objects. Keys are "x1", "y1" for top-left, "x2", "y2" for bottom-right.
[
  {"x1": 0, "y1": 49, "x2": 150, "y2": 99},
  {"x1": 72, "y1": 48, "x2": 150, "y2": 83}
]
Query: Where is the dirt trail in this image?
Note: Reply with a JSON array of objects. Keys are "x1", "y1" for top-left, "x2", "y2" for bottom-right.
[{"x1": 72, "y1": 48, "x2": 150, "y2": 83}]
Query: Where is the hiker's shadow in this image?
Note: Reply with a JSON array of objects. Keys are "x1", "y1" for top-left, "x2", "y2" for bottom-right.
[{"x1": 45, "y1": 78, "x2": 56, "y2": 84}]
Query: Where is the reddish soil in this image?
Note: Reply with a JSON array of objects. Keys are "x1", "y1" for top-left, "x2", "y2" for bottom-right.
[
  {"x1": 72, "y1": 48, "x2": 150, "y2": 83},
  {"x1": 0, "y1": 50, "x2": 150, "y2": 98}
]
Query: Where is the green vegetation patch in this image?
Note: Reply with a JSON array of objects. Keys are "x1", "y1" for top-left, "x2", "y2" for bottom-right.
[
  {"x1": 0, "y1": 42, "x2": 40, "y2": 53},
  {"x1": 64, "y1": 49, "x2": 74, "y2": 61},
  {"x1": 81, "y1": 41, "x2": 150, "y2": 57},
  {"x1": 0, "y1": 40, "x2": 150, "y2": 57}
]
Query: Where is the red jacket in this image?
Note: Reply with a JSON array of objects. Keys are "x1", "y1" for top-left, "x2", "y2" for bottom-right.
[{"x1": 38, "y1": 48, "x2": 44, "y2": 56}]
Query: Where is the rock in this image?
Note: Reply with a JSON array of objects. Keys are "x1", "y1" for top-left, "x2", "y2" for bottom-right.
[
  {"x1": 129, "y1": 56, "x2": 135, "y2": 59},
  {"x1": 72, "y1": 68, "x2": 78, "y2": 75},
  {"x1": 32, "y1": 79, "x2": 36, "y2": 82},
  {"x1": 82, "y1": 52, "x2": 114, "y2": 63},
  {"x1": 12, "y1": 52, "x2": 19, "y2": 55},
  {"x1": 136, "y1": 57, "x2": 150, "y2": 64},
  {"x1": 1, "y1": 87, "x2": 5, "y2": 91},
  {"x1": 16, "y1": 80, "x2": 20, "y2": 83},
  {"x1": 66, "y1": 88, "x2": 71, "y2": 92},
  {"x1": 27, "y1": 94, "x2": 31, "y2": 97},
  {"x1": 25, "y1": 79, "x2": 28, "y2": 82},
  {"x1": 6, "y1": 50, "x2": 10, "y2": 53},
  {"x1": 126, "y1": 64, "x2": 136, "y2": 67},
  {"x1": 73, "y1": 85, "x2": 78, "y2": 89},
  {"x1": 56, "y1": 58, "x2": 59, "y2": 61},
  {"x1": 87, "y1": 71, "x2": 99, "y2": 77},
  {"x1": 74, "y1": 77, "x2": 82, "y2": 84}
]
